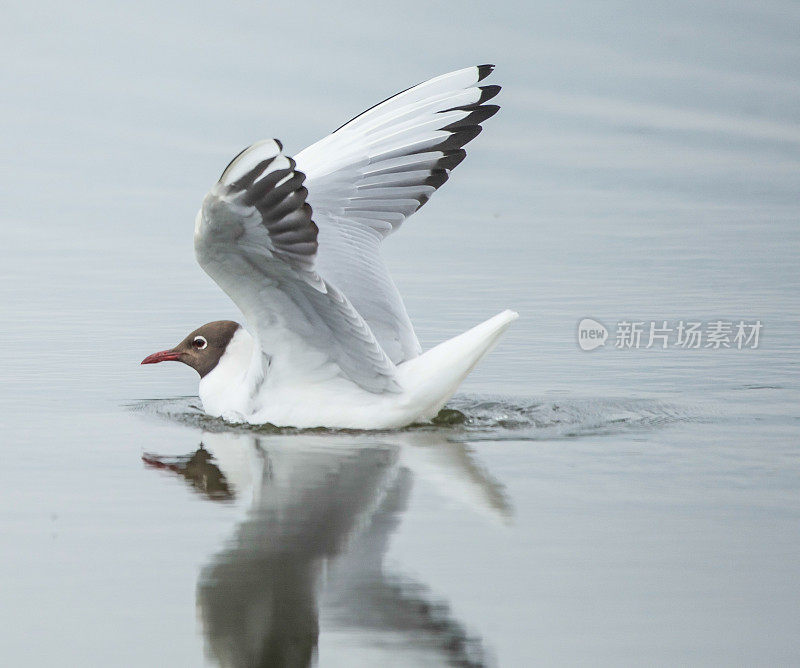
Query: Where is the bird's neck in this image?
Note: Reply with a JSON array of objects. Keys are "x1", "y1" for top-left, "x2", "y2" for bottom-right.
[{"x1": 198, "y1": 327, "x2": 256, "y2": 417}]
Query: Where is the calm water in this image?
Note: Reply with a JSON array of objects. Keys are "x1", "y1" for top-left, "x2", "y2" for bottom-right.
[{"x1": 2, "y1": 1, "x2": 799, "y2": 665}]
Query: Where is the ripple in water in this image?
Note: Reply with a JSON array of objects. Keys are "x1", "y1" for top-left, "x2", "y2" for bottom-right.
[{"x1": 129, "y1": 394, "x2": 693, "y2": 440}]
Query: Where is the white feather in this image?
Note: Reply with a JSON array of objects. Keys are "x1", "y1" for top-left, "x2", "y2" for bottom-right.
[
  {"x1": 186, "y1": 67, "x2": 512, "y2": 429},
  {"x1": 296, "y1": 65, "x2": 500, "y2": 364}
]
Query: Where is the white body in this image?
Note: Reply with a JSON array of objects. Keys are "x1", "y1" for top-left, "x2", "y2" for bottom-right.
[{"x1": 200, "y1": 310, "x2": 518, "y2": 429}]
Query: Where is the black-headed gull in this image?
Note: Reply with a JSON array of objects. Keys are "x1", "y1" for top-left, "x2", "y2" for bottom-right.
[{"x1": 142, "y1": 65, "x2": 517, "y2": 429}]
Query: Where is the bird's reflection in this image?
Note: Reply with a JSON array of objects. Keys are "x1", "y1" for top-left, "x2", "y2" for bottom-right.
[
  {"x1": 144, "y1": 430, "x2": 510, "y2": 667},
  {"x1": 143, "y1": 446, "x2": 234, "y2": 501}
]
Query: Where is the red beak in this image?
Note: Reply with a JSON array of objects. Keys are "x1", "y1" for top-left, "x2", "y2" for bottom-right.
[{"x1": 141, "y1": 349, "x2": 182, "y2": 365}]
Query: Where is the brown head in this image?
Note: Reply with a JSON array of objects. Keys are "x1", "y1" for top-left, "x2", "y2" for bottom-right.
[{"x1": 141, "y1": 321, "x2": 241, "y2": 378}]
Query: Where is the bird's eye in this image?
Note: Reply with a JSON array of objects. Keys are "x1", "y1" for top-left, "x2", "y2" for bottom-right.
[{"x1": 193, "y1": 336, "x2": 208, "y2": 350}]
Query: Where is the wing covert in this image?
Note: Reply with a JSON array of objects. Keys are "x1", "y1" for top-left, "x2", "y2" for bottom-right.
[{"x1": 195, "y1": 139, "x2": 399, "y2": 394}]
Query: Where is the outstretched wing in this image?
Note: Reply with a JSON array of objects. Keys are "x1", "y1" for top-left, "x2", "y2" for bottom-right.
[
  {"x1": 295, "y1": 65, "x2": 500, "y2": 364},
  {"x1": 195, "y1": 139, "x2": 399, "y2": 394}
]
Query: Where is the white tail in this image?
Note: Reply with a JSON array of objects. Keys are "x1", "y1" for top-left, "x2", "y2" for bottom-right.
[{"x1": 397, "y1": 310, "x2": 519, "y2": 420}]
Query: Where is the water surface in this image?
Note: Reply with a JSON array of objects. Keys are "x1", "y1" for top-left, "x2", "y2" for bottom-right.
[{"x1": 2, "y1": 0, "x2": 799, "y2": 665}]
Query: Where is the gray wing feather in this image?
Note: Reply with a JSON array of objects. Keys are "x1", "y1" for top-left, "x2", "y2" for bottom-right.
[
  {"x1": 295, "y1": 64, "x2": 500, "y2": 364},
  {"x1": 195, "y1": 139, "x2": 399, "y2": 394}
]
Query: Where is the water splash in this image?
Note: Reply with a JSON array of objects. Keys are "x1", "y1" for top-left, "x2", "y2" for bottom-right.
[{"x1": 129, "y1": 394, "x2": 693, "y2": 440}]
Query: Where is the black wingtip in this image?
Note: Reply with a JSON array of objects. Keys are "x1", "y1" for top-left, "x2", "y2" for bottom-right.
[
  {"x1": 477, "y1": 84, "x2": 501, "y2": 104},
  {"x1": 228, "y1": 157, "x2": 277, "y2": 191},
  {"x1": 424, "y1": 169, "x2": 450, "y2": 189},
  {"x1": 436, "y1": 125, "x2": 483, "y2": 151},
  {"x1": 441, "y1": 104, "x2": 500, "y2": 132},
  {"x1": 477, "y1": 64, "x2": 495, "y2": 81},
  {"x1": 273, "y1": 138, "x2": 283, "y2": 151},
  {"x1": 438, "y1": 149, "x2": 467, "y2": 171}
]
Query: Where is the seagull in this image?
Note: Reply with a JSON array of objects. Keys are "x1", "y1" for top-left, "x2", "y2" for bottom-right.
[{"x1": 142, "y1": 65, "x2": 517, "y2": 429}]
